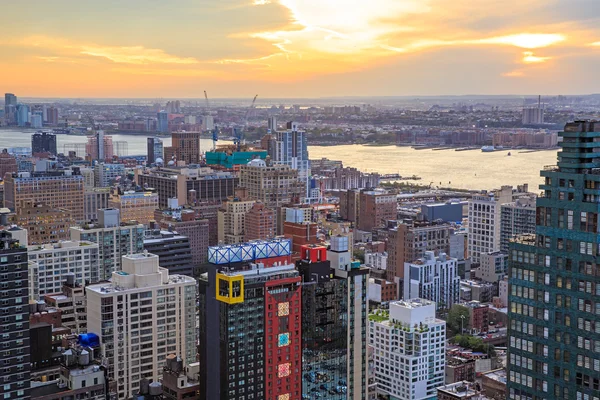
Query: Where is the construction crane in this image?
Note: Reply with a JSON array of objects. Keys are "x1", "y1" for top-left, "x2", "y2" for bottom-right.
[{"x1": 203, "y1": 90, "x2": 210, "y2": 114}]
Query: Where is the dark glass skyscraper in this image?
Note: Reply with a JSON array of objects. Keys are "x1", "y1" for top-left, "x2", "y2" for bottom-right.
[
  {"x1": 0, "y1": 229, "x2": 31, "y2": 400},
  {"x1": 508, "y1": 120, "x2": 600, "y2": 400},
  {"x1": 31, "y1": 131, "x2": 57, "y2": 155}
]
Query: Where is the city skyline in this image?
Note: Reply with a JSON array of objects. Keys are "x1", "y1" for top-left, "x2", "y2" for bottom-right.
[{"x1": 2, "y1": 0, "x2": 600, "y2": 97}]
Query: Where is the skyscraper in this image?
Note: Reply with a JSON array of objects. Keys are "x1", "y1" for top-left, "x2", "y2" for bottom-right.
[
  {"x1": 274, "y1": 122, "x2": 311, "y2": 200},
  {"x1": 16, "y1": 103, "x2": 30, "y2": 127},
  {"x1": 86, "y1": 252, "x2": 196, "y2": 399},
  {"x1": 157, "y1": 111, "x2": 169, "y2": 133},
  {"x1": 146, "y1": 136, "x2": 164, "y2": 165},
  {"x1": 507, "y1": 120, "x2": 600, "y2": 400},
  {"x1": 31, "y1": 131, "x2": 58, "y2": 155},
  {"x1": 0, "y1": 229, "x2": 31, "y2": 400},
  {"x1": 4, "y1": 93, "x2": 17, "y2": 125},
  {"x1": 86, "y1": 131, "x2": 114, "y2": 161},
  {"x1": 163, "y1": 131, "x2": 201, "y2": 165}
]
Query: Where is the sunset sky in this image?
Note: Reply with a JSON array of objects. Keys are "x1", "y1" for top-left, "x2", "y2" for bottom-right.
[{"x1": 2, "y1": 0, "x2": 600, "y2": 98}]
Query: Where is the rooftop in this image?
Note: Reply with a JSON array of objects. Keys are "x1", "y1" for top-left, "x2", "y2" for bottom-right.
[
  {"x1": 482, "y1": 368, "x2": 507, "y2": 384},
  {"x1": 437, "y1": 381, "x2": 481, "y2": 398}
]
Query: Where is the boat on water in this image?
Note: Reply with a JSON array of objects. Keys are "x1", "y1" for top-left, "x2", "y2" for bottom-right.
[{"x1": 481, "y1": 146, "x2": 495, "y2": 152}]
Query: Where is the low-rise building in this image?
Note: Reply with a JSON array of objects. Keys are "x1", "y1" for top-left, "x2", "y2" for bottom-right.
[
  {"x1": 437, "y1": 381, "x2": 482, "y2": 400},
  {"x1": 446, "y1": 357, "x2": 476, "y2": 384},
  {"x1": 44, "y1": 275, "x2": 87, "y2": 334},
  {"x1": 475, "y1": 252, "x2": 508, "y2": 283},
  {"x1": 368, "y1": 277, "x2": 398, "y2": 307}
]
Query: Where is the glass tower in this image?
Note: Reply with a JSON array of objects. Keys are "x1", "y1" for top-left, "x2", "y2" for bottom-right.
[{"x1": 507, "y1": 120, "x2": 600, "y2": 400}]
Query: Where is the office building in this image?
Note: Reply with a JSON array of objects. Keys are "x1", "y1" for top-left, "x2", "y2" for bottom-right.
[
  {"x1": 217, "y1": 198, "x2": 255, "y2": 244},
  {"x1": 403, "y1": 251, "x2": 460, "y2": 311},
  {"x1": 136, "y1": 165, "x2": 238, "y2": 208},
  {"x1": 467, "y1": 186, "x2": 513, "y2": 264},
  {"x1": 143, "y1": 230, "x2": 195, "y2": 276},
  {"x1": 386, "y1": 221, "x2": 452, "y2": 285},
  {"x1": 4, "y1": 93, "x2": 17, "y2": 124},
  {"x1": 0, "y1": 148, "x2": 18, "y2": 178},
  {"x1": 369, "y1": 299, "x2": 446, "y2": 400},
  {"x1": 157, "y1": 111, "x2": 169, "y2": 133},
  {"x1": 240, "y1": 159, "x2": 305, "y2": 209},
  {"x1": 244, "y1": 202, "x2": 275, "y2": 241},
  {"x1": 4, "y1": 170, "x2": 86, "y2": 223},
  {"x1": 109, "y1": 190, "x2": 158, "y2": 225},
  {"x1": 46, "y1": 106, "x2": 59, "y2": 125},
  {"x1": 0, "y1": 229, "x2": 31, "y2": 400},
  {"x1": 164, "y1": 131, "x2": 201, "y2": 165},
  {"x1": 84, "y1": 187, "x2": 110, "y2": 222},
  {"x1": 153, "y1": 202, "x2": 210, "y2": 265},
  {"x1": 274, "y1": 122, "x2": 311, "y2": 199},
  {"x1": 500, "y1": 194, "x2": 536, "y2": 253},
  {"x1": 70, "y1": 208, "x2": 145, "y2": 280},
  {"x1": 146, "y1": 137, "x2": 164, "y2": 165},
  {"x1": 298, "y1": 243, "x2": 369, "y2": 400},
  {"x1": 86, "y1": 252, "x2": 196, "y2": 399},
  {"x1": 27, "y1": 240, "x2": 99, "y2": 299},
  {"x1": 507, "y1": 121, "x2": 600, "y2": 400},
  {"x1": 16, "y1": 103, "x2": 30, "y2": 127},
  {"x1": 475, "y1": 251, "x2": 508, "y2": 283},
  {"x1": 44, "y1": 275, "x2": 87, "y2": 334},
  {"x1": 86, "y1": 131, "x2": 114, "y2": 161},
  {"x1": 94, "y1": 163, "x2": 125, "y2": 187},
  {"x1": 8, "y1": 201, "x2": 75, "y2": 245},
  {"x1": 31, "y1": 132, "x2": 57, "y2": 155}
]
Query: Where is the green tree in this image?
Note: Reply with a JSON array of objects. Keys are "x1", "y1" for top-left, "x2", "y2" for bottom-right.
[{"x1": 446, "y1": 305, "x2": 470, "y2": 334}]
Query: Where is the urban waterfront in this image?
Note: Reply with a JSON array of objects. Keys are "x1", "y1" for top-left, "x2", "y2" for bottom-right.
[{"x1": 0, "y1": 128, "x2": 556, "y2": 190}]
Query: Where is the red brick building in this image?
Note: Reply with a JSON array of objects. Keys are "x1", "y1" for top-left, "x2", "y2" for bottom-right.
[
  {"x1": 283, "y1": 221, "x2": 319, "y2": 261},
  {"x1": 244, "y1": 202, "x2": 276, "y2": 241}
]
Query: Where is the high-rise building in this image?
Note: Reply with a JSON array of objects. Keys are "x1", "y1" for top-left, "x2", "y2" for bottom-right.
[
  {"x1": 84, "y1": 187, "x2": 111, "y2": 222},
  {"x1": 0, "y1": 229, "x2": 31, "y2": 400},
  {"x1": 244, "y1": 202, "x2": 275, "y2": 241},
  {"x1": 522, "y1": 97, "x2": 544, "y2": 125},
  {"x1": 146, "y1": 137, "x2": 164, "y2": 165},
  {"x1": 70, "y1": 208, "x2": 145, "y2": 280},
  {"x1": 507, "y1": 120, "x2": 600, "y2": 400},
  {"x1": 467, "y1": 186, "x2": 513, "y2": 264},
  {"x1": 500, "y1": 194, "x2": 536, "y2": 253},
  {"x1": 46, "y1": 106, "x2": 59, "y2": 125},
  {"x1": 157, "y1": 111, "x2": 169, "y2": 133},
  {"x1": 4, "y1": 93, "x2": 17, "y2": 125},
  {"x1": 386, "y1": 221, "x2": 452, "y2": 286},
  {"x1": 357, "y1": 189, "x2": 397, "y2": 231},
  {"x1": 86, "y1": 131, "x2": 114, "y2": 161},
  {"x1": 339, "y1": 188, "x2": 360, "y2": 223},
  {"x1": 136, "y1": 165, "x2": 238, "y2": 208},
  {"x1": 369, "y1": 299, "x2": 446, "y2": 400},
  {"x1": 239, "y1": 159, "x2": 305, "y2": 209},
  {"x1": 27, "y1": 240, "x2": 99, "y2": 299},
  {"x1": 94, "y1": 163, "x2": 125, "y2": 187},
  {"x1": 143, "y1": 229, "x2": 195, "y2": 276},
  {"x1": 201, "y1": 115, "x2": 214, "y2": 131},
  {"x1": 16, "y1": 103, "x2": 30, "y2": 127},
  {"x1": 403, "y1": 251, "x2": 460, "y2": 310},
  {"x1": 8, "y1": 201, "x2": 75, "y2": 245},
  {"x1": 86, "y1": 252, "x2": 196, "y2": 399},
  {"x1": 31, "y1": 131, "x2": 57, "y2": 155},
  {"x1": 4, "y1": 169, "x2": 86, "y2": 223},
  {"x1": 268, "y1": 116, "x2": 277, "y2": 132},
  {"x1": 0, "y1": 148, "x2": 18, "y2": 178},
  {"x1": 164, "y1": 131, "x2": 201, "y2": 165},
  {"x1": 298, "y1": 243, "x2": 369, "y2": 400},
  {"x1": 274, "y1": 122, "x2": 311, "y2": 200},
  {"x1": 217, "y1": 198, "x2": 255, "y2": 244},
  {"x1": 109, "y1": 190, "x2": 159, "y2": 225}
]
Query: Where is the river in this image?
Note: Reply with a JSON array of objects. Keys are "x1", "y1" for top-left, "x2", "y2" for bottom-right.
[{"x1": 0, "y1": 129, "x2": 556, "y2": 191}]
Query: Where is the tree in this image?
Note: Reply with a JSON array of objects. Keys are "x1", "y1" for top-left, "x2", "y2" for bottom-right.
[{"x1": 446, "y1": 305, "x2": 470, "y2": 334}]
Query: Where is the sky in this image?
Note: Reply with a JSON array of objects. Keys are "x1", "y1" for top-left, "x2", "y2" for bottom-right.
[{"x1": 2, "y1": 0, "x2": 600, "y2": 98}]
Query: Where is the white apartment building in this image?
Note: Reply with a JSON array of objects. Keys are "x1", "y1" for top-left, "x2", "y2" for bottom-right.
[
  {"x1": 369, "y1": 299, "x2": 446, "y2": 400},
  {"x1": 404, "y1": 251, "x2": 460, "y2": 311},
  {"x1": 365, "y1": 251, "x2": 388, "y2": 270},
  {"x1": 28, "y1": 240, "x2": 99, "y2": 300},
  {"x1": 86, "y1": 252, "x2": 196, "y2": 399},
  {"x1": 467, "y1": 186, "x2": 512, "y2": 264}
]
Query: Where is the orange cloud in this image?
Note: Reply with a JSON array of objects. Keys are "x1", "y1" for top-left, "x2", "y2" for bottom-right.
[{"x1": 521, "y1": 51, "x2": 551, "y2": 63}]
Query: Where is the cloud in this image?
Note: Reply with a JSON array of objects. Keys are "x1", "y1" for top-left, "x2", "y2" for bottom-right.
[
  {"x1": 502, "y1": 70, "x2": 526, "y2": 77},
  {"x1": 477, "y1": 33, "x2": 565, "y2": 49},
  {"x1": 80, "y1": 45, "x2": 199, "y2": 64},
  {"x1": 521, "y1": 51, "x2": 551, "y2": 63}
]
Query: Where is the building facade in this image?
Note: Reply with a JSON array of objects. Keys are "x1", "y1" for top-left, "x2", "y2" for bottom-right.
[
  {"x1": 94, "y1": 163, "x2": 125, "y2": 187},
  {"x1": 507, "y1": 121, "x2": 600, "y2": 400},
  {"x1": 143, "y1": 230, "x2": 195, "y2": 276},
  {"x1": 500, "y1": 194, "x2": 536, "y2": 253},
  {"x1": 86, "y1": 253, "x2": 196, "y2": 399},
  {"x1": 217, "y1": 198, "x2": 255, "y2": 244},
  {"x1": 244, "y1": 202, "x2": 276, "y2": 241},
  {"x1": 109, "y1": 190, "x2": 159, "y2": 225},
  {"x1": 0, "y1": 230, "x2": 31, "y2": 400},
  {"x1": 8, "y1": 201, "x2": 75, "y2": 245},
  {"x1": 239, "y1": 159, "x2": 305, "y2": 209},
  {"x1": 358, "y1": 190, "x2": 397, "y2": 232},
  {"x1": 403, "y1": 251, "x2": 460, "y2": 311},
  {"x1": 369, "y1": 299, "x2": 446, "y2": 400},
  {"x1": 163, "y1": 131, "x2": 201, "y2": 165},
  {"x1": 476, "y1": 251, "x2": 508, "y2": 283},
  {"x1": 147, "y1": 137, "x2": 164, "y2": 165},
  {"x1": 31, "y1": 132, "x2": 57, "y2": 155}
]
